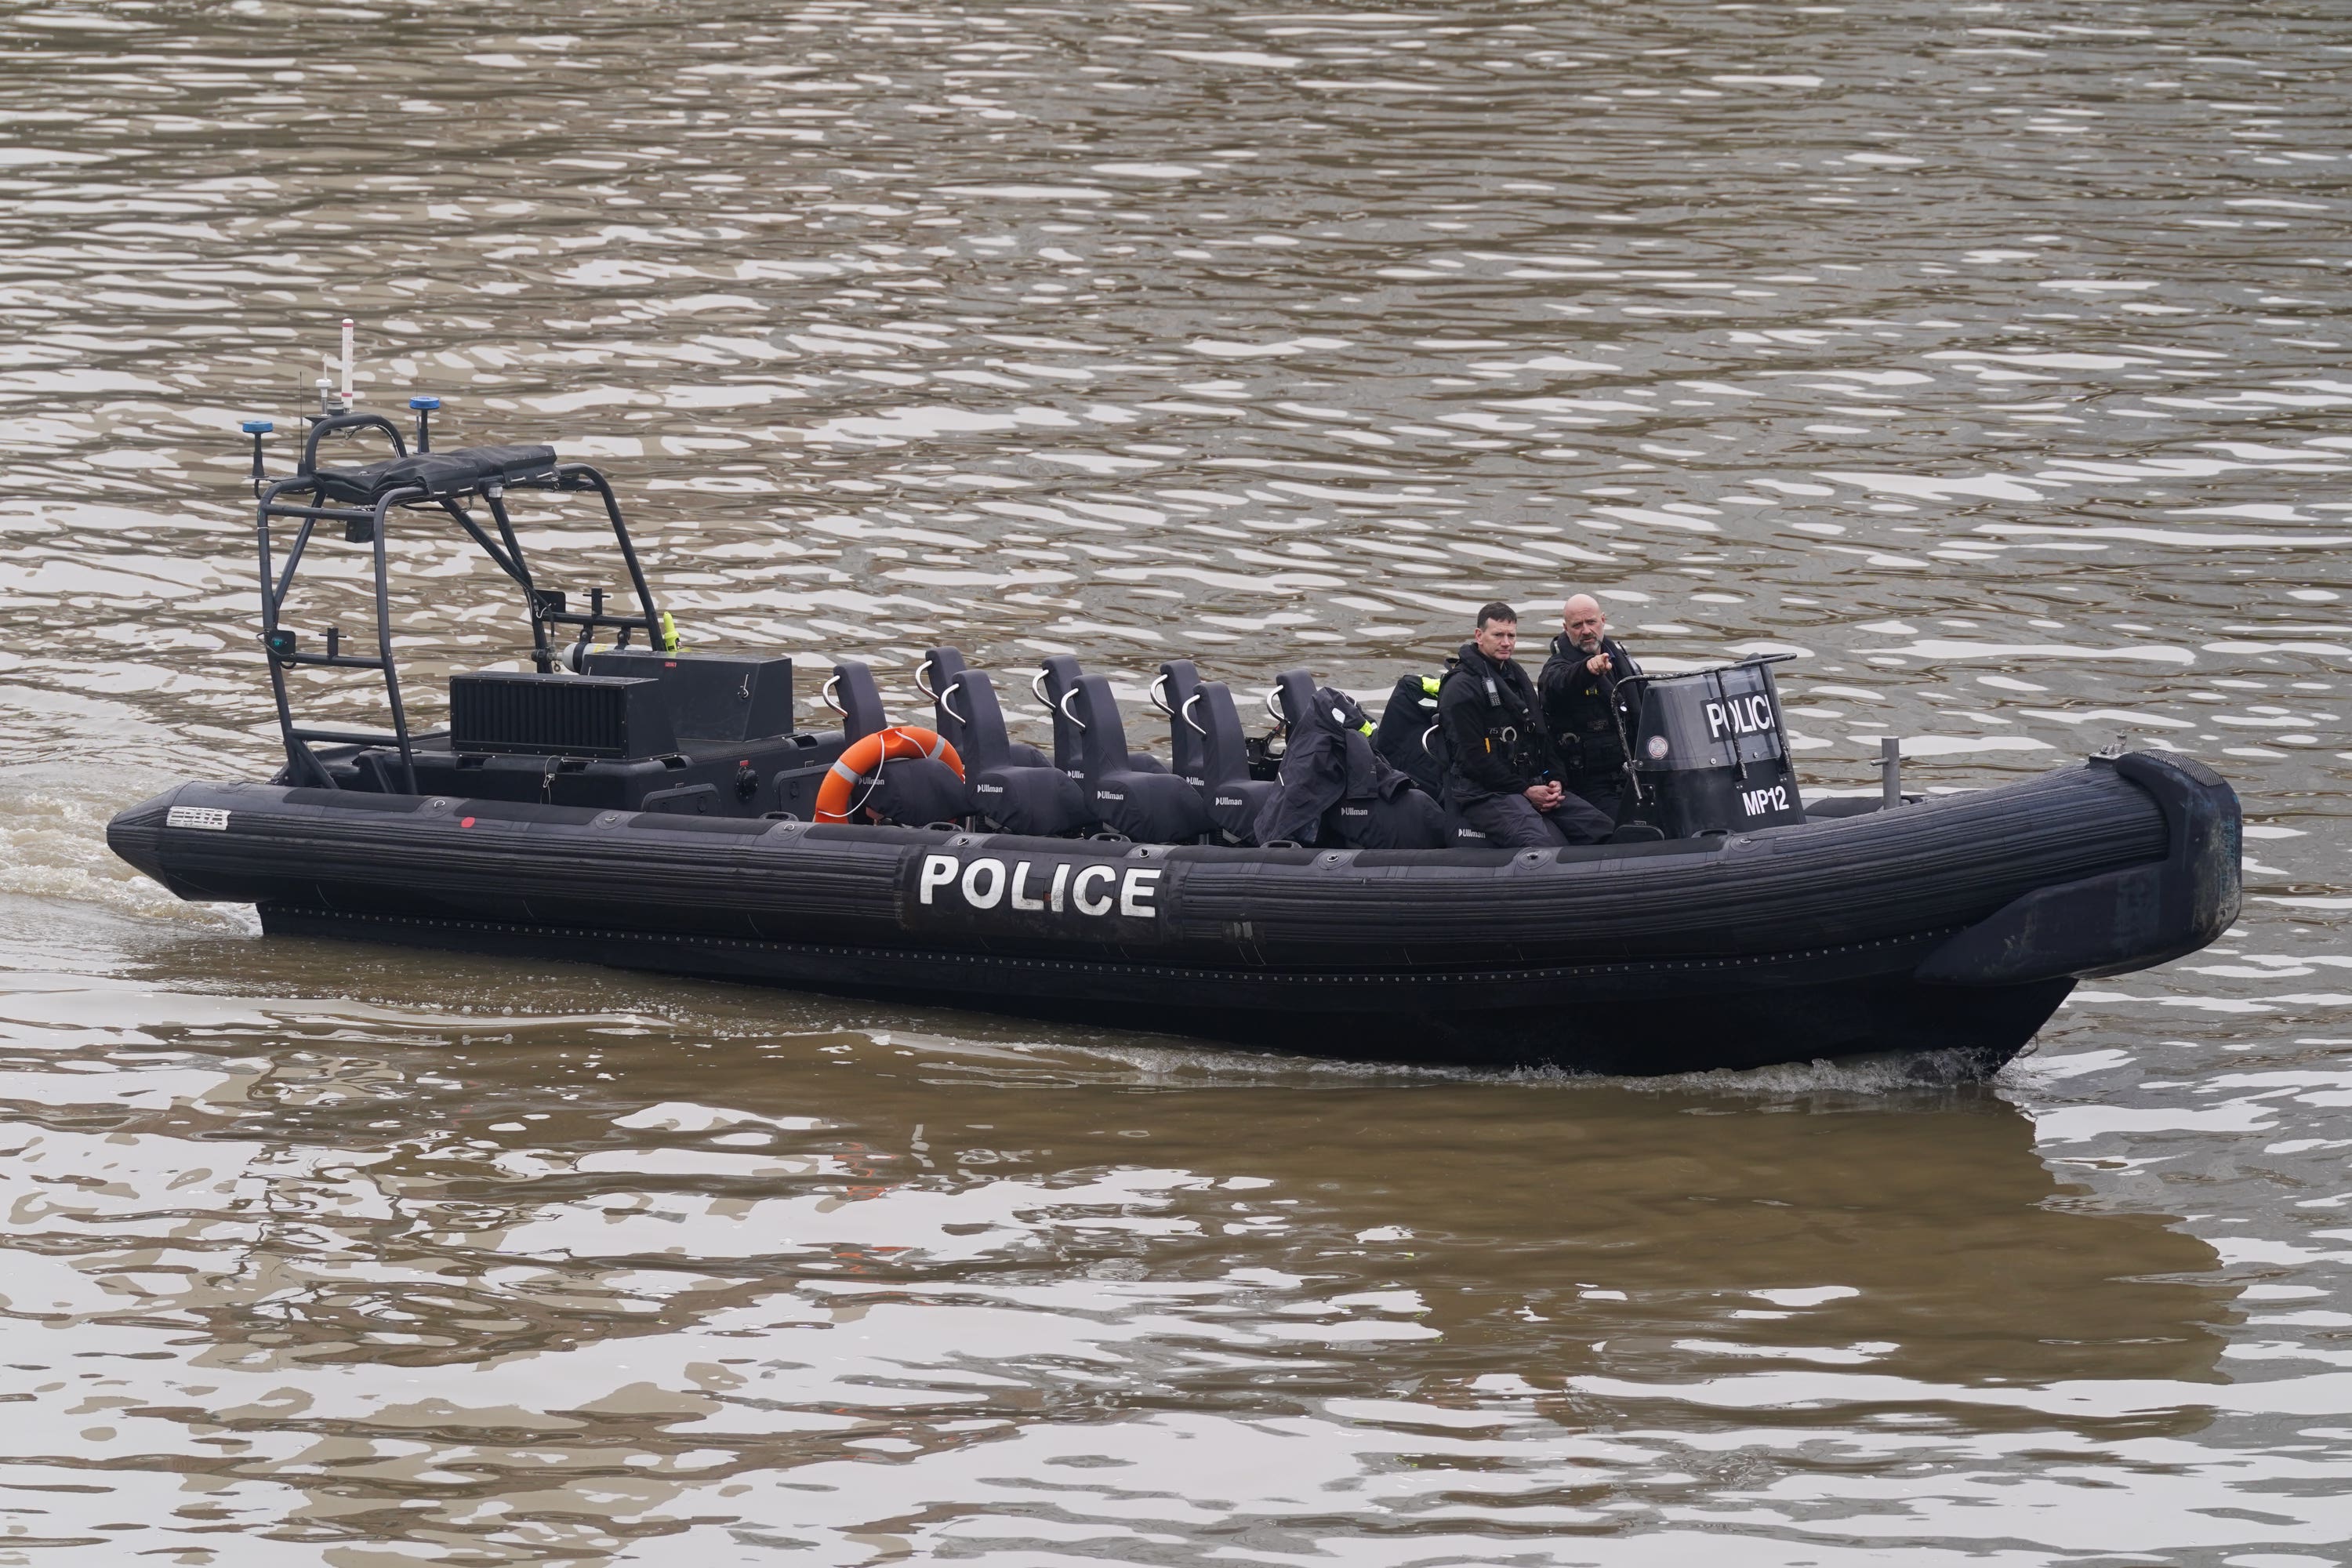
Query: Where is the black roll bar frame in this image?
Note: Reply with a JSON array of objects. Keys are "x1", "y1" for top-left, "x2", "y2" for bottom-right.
[
  {"x1": 252, "y1": 418, "x2": 666, "y2": 794},
  {"x1": 300, "y1": 412, "x2": 408, "y2": 475}
]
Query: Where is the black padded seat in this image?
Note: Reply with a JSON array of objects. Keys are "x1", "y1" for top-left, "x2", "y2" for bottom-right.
[
  {"x1": 825, "y1": 661, "x2": 890, "y2": 742},
  {"x1": 920, "y1": 646, "x2": 967, "y2": 742},
  {"x1": 311, "y1": 444, "x2": 558, "y2": 505},
  {"x1": 826, "y1": 660, "x2": 964, "y2": 827},
  {"x1": 1370, "y1": 672, "x2": 1446, "y2": 797},
  {"x1": 1038, "y1": 655, "x2": 1163, "y2": 777},
  {"x1": 926, "y1": 645, "x2": 1047, "y2": 769},
  {"x1": 1444, "y1": 811, "x2": 1493, "y2": 847},
  {"x1": 1271, "y1": 669, "x2": 1319, "y2": 735},
  {"x1": 1152, "y1": 659, "x2": 1210, "y2": 787},
  {"x1": 1359, "y1": 672, "x2": 1479, "y2": 841},
  {"x1": 868, "y1": 763, "x2": 970, "y2": 829},
  {"x1": 949, "y1": 670, "x2": 1093, "y2": 837},
  {"x1": 1189, "y1": 680, "x2": 1276, "y2": 844},
  {"x1": 1069, "y1": 676, "x2": 1212, "y2": 844}
]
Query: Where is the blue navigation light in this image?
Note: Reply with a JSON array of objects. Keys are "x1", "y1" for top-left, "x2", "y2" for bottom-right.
[
  {"x1": 409, "y1": 396, "x2": 441, "y2": 410},
  {"x1": 241, "y1": 419, "x2": 274, "y2": 434}
]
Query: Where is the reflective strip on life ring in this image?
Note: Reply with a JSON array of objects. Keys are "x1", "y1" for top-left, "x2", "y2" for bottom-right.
[{"x1": 812, "y1": 726, "x2": 964, "y2": 823}]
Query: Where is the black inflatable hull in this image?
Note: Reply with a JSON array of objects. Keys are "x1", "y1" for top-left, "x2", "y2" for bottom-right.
[{"x1": 107, "y1": 752, "x2": 2240, "y2": 1076}]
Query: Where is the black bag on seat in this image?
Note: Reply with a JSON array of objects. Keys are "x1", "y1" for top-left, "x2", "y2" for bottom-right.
[
  {"x1": 1069, "y1": 676, "x2": 1212, "y2": 844},
  {"x1": 1255, "y1": 673, "x2": 1446, "y2": 850},
  {"x1": 949, "y1": 670, "x2": 1094, "y2": 836},
  {"x1": 1189, "y1": 681, "x2": 1277, "y2": 844}
]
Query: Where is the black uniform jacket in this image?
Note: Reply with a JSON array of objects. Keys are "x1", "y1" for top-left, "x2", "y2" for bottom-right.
[
  {"x1": 1437, "y1": 642, "x2": 1558, "y2": 805},
  {"x1": 1537, "y1": 633, "x2": 1640, "y2": 779},
  {"x1": 1254, "y1": 687, "x2": 1442, "y2": 848}
]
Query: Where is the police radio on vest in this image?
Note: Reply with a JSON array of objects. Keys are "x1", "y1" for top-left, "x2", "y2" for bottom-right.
[{"x1": 1704, "y1": 694, "x2": 1775, "y2": 741}]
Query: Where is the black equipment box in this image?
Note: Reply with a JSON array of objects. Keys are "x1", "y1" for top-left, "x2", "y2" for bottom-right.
[
  {"x1": 449, "y1": 672, "x2": 677, "y2": 760},
  {"x1": 1628, "y1": 659, "x2": 1806, "y2": 837},
  {"x1": 583, "y1": 650, "x2": 795, "y2": 742}
]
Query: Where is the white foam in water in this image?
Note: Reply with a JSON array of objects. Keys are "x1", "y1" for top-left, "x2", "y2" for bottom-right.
[
  {"x1": 0, "y1": 765, "x2": 251, "y2": 931},
  {"x1": 1002, "y1": 1033, "x2": 2022, "y2": 1098}
]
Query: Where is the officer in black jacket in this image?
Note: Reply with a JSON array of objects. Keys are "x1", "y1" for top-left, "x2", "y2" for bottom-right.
[
  {"x1": 1538, "y1": 593, "x2": 1641, "y2": 822},
  {"x1": 1437, "y1": 602, "x2": 1613, "y2": 848}
]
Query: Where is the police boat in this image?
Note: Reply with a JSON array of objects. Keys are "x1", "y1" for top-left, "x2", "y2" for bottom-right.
[{"x1": 107, "y1": 405, "x2": 2242, "y2": 1076}]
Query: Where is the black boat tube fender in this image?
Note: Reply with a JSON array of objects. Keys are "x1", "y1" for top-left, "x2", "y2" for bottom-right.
[{"x1": 1915, "y1": 750, "x2": 2241, "y2": 987}]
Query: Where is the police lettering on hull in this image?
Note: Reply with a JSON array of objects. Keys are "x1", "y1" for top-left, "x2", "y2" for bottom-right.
[{"x1": 901, "y1": 848, "x2": 1176, "y2": 942}]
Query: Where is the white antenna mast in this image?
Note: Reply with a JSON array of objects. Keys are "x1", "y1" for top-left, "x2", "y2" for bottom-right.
[{"x1": 339, "y1": 318, "x2": 355, "y2": 407}]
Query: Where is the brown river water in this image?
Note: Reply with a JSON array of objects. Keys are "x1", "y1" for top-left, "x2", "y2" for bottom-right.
[{"x1": 3, "y1": 1, "x2": 2351, "y2": 1562}]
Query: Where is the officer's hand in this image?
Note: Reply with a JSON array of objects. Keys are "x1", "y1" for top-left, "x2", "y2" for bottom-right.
[
  {"x1": 1526, "y1": 782, "x2": 1563, "y2": 811},
  {"x1": 1585, "y1": 652, "x2": 1611, "y2": 676}
]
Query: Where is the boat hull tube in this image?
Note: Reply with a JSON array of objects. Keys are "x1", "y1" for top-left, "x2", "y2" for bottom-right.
[{"x1": 109, "y1": 750, "x2": 2238, "y2": 1076}]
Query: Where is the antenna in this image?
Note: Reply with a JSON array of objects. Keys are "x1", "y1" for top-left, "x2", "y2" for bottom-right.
[{"x1": 339, "y1": 318, "x2": 354, "y2": 406}]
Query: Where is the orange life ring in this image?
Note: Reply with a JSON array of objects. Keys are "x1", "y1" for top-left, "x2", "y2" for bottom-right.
[{"x1": 813, "y1": 726, "x2": 964, "y2": 823}]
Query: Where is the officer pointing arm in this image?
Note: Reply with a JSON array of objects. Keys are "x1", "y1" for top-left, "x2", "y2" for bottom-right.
[{"x1": 1538, "y1": 593, "x2": 1642, "y2": 824}]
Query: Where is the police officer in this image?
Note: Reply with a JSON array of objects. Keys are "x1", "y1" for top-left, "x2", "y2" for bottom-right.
[
  {"x1": 1538, "y1": 593, "x2": 1642, "y2": 822},
  {"x1": 1438, "y1": 602, "x2": 1613, "y2": 848}
]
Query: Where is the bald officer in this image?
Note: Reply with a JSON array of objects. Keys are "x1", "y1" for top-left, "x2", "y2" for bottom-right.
[{"x1": 1537, "y1": 593, "x2": 1642, "y2": 823}]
